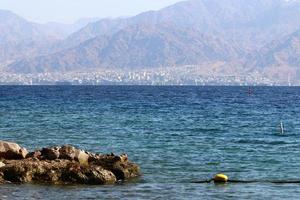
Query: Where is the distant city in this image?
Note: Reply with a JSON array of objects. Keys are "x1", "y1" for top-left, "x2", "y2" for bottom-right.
[{"x1": 0, "y1": 66, "x2": 282, "y2": 86}]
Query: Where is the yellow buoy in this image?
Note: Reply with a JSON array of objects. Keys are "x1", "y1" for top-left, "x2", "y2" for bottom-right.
[{"x1": 214, "y1": 174, "x2": 228, "y2": 183}]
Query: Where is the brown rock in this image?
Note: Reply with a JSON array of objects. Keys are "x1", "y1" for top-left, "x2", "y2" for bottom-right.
[
  {"x1": 0, "y1": 141, "x2": 28, "y2": 159},
  {"x1": 0, "y1": 144, "x2": 140, "y2": 185},
  {"x1": 26, "y1": 150, "x2": 42, "y2": 159},
  {"x1": 89, "y1": 154, "x2": 140, "y2": 180},
  {"x1": 41, "y1": 147, "x2": 60, "y2": 160},
  {"x1": 34, "y1": 145, "x2": 89, "y2": 166},
  {"x1": 59, "y1": 145, "x2": 76, "y2": 160},
  {"x1": 58, "y1": 145, "x2": 89, "y2": 165},
  {"x1": 62, "y1": 163, "x2": 116, "y2": 184},
  {"x1": 0, "y1": 159, "x2": 116, "y2": 185},
  {"x1": 119, "y1": 154, "x2": 128, "y2": 162}
]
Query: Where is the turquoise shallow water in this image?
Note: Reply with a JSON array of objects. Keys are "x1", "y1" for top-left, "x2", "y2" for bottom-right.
[{"x1": 1, "y1": 86, "x2": 300, "y2": 199}]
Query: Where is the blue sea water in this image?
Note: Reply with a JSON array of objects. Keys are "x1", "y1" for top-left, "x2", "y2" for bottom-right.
[{"x1": 0, "y1": 86, "x2": 300, "y2": 199}]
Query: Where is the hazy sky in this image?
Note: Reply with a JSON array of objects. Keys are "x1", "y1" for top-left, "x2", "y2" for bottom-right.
[{"x1": 0, "y1": 0, "x2": 183, "y2": 24}]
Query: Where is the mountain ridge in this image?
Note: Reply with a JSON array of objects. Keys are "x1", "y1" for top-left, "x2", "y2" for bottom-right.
[{"x1": 2, "y1": 0, "x2": 300, "y2": 84}]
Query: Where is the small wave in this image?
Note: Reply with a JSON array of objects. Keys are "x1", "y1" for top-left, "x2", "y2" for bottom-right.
[
  {"x1": 206, "y1": 162, "x2": 220, "y2": 166},
  {"x1": 235, "y1": 139, "x2": 289, "y2": 145},
  {"x1": 187, "y1": 128, "x2": 224, "y2": 132}
]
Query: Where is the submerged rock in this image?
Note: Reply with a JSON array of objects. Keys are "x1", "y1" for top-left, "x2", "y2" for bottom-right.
[{"x1": 0, "y1": 141, "x2": 140, "y2": 185}]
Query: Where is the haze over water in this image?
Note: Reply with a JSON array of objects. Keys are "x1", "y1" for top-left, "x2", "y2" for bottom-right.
[{"x1": 0, "y1": 86, "x2": 300, "y2": 199}]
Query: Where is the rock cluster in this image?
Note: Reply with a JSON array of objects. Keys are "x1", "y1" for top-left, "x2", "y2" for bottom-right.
[{"x1": 0, "y1": 141, "x2": 140, "y2": 185}]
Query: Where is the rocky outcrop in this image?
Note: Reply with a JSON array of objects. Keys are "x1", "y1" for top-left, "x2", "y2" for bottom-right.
[
  {"x1": 0, "y1": 141, "x2": 28, "y2": 159},
  {"x1": 30, "y1": 145, "x2": 90, "y2": 165},
  {"x1": 89, "y1": 154, "x2": 139, "y2": 180},
  {"x1": 1, "y1": 159, "x2": 117, "y2": 185},
  {"x1": 0, "y1": 142, "x2": 140, "y2": 185}
]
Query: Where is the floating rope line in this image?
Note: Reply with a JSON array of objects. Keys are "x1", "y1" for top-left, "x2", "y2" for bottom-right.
[
  {"x1": 192, "y1": 174, "x2": 300, "y2": 184},
  {"x1": 192, "y1": 180, "x2": 300, "y2": 184}
]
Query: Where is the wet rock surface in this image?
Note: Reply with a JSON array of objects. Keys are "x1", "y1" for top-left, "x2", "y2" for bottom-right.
[{"x1": 0, "y1": 141, "x2": 140, "y2": 185}]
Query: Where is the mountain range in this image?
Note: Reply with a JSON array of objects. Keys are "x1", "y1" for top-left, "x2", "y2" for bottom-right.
[{"x1": 2, "y1": 0, "x2": 300, "y2": 83}]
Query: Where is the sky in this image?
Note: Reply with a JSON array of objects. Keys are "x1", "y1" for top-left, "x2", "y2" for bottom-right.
[{"x1": 0, "y1": 0, "x2": 183, "y2": 24}]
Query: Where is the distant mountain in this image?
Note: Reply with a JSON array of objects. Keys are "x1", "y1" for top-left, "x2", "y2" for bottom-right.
[
  {"x1": 4, "y1": 0, "x2": 300, "y2": 80},
  {"x1": 0, "y1": 9, "x2": 100, "y2": 43},
  {"x1": 249, "y1": 30, "x2": 300, "y2": 68},
  {"x1": 0, "y1": 9, "x2": 53, "y2": 44},
  {"x1": 0, "y1": 9, "x2": 61, "y2": 67},
  {"x1": 60, "y1": 0, "x2": 300, "y2": 51},
  {"x1": 41, "y1": 17, "x2": 101, "y2": 38},
  {"x1": 8, "y1": 24, "x2": 242, "y2": 73},
  {"x1": 0, "y1": 10, "x2": 100, "y2": 68},
  {"x1": 245, "y1": 29, "x2": 300, "y2": 81}
]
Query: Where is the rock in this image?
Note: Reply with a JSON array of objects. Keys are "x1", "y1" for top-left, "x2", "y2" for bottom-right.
[
  {"x1": 33, "y1": 145, "x2": 89, "y2": 166},
  {"x1": 0, "y1": 159, "x2": 116, "y2": 185},
  {"x1": 26, "y1": 150, "x2": 42, "y2": 159},
  {"x1": 0, "y1": 144, "x2": 140, "y2": 185},
  {"x1": 89, "y1": 154, "x2": 140, "y2": 180},
  {"x1": 62, "y1": 163, "x2": 116, "y2": 184},
  {"x1": 109, "y1": 161, "x2": 140, "y2": 180},
  {"x1": 41, "y1": 147, "x2": 60, "y2": 160},
  {"x1": 76, "y1": 150, "x2": 89, "y2": 166},
  {"x1": 0, "y1": 175, "x2": 4, "y2": 183},
  {"x1": 59, "y1": 145, "x2": 89, "y2": 165},
  {"x1": 59, "y1": 145, "x2": 76, "y2": 160},
  {"x1": 0, "y1": 141, "x2": 28, "y2": 159}
]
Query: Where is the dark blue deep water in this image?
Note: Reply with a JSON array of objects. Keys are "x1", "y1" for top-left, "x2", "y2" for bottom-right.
[{"x1": 1, "y1": 86, "x2": 300, "y2": 199}]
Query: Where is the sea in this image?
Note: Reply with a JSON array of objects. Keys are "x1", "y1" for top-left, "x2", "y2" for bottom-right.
[{"x1": 0, "y1": 86, "x2": 300, "y2": 199}]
